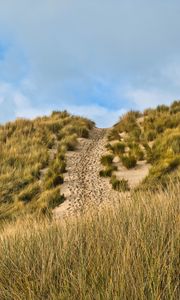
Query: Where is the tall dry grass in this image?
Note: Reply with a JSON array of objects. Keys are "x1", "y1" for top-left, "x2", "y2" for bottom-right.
[
  {"x1": 0, "y1": 182, "x2": 179, "y2": 299},
  {"x1": 106, "y1": 101, "x2": 180, "y2": 189},
  {"x1": 0, "y1": 112, "x2": 94, "y2": 219}
]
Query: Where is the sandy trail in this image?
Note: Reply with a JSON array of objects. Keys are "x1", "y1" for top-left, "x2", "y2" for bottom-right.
[
  {"x1": 53, "y1": 128, "x2": 120, "y2": 218},
  {"x1": 53, "y1": 127, "x2": 151, "y2": 218}
]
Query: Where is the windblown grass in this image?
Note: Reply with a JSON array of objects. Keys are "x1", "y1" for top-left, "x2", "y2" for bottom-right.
[
  {"x1": 0, "y1": 182, "x2": 179, "y2": 299},
  {"x1": 105, "y1": 101, "x2": 180, "y2": 189},
  {"x1": 0, "y1": 111, "x2": 94, "y2": 220}
]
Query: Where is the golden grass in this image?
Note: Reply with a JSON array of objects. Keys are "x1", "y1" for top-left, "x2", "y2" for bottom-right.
[
  {"x1": 106, "y1": 101, "x2": 180, "y2": 189},
  {"x1": 0, "y1": 182, "x2": 179, "y2": 299},
  {"x1": 0, "y1": 112, "x2": 94, "y2": 219}
]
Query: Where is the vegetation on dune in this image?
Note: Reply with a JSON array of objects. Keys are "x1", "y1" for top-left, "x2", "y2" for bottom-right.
[
  {"x1": 128, "y1": 142, "x2": 144, "y2": 160},
  {"x1": 110, "y1": 141, "x2": 125, "y2": 156},
  {"x1": 0, "y1": 182, "x2": 179, "y2": 299},
  {"x1": 141, "y1": 127, "x2": 180, "y2": 189},
  {"x1": 0, "y1": 111, "x2": 94, "y2": 220},
  {"x1": 121, "y1": 155, "x2": 137, "y2": 169},
  {"x1": 99, "y1": 165, "x2": 118, "y2": 178},
  {"x1": 0, "y1": 103, "x2": 179, "y2": 299},
  {"x1": 100, "y1": 154, "x2": 114, "y2": 166},
  {"x1": 103, "y1": 100, "x2": 180, "y2": 190},
  {"x1": 110, "y1": 175, "x2": 130, "y2": 191}
]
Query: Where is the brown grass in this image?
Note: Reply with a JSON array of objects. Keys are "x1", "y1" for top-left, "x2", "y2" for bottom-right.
[
  {"x1": 0, "y1": 112, "x2": 94, "y2": 220},
  {"x1": 0, "y1": 182, "x2": 179, "y2": 299}
]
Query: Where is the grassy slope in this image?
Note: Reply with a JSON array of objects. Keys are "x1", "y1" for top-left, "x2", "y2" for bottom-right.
[
  {"x1": 0, "y1": 105, "x2": 179, "y2": 299},
  {"x1": 106, "y1": 100, "x2": 180, "y2": 190},
  {"x1": 0, "y1": 182, "x2": 179, "y2": 299},
  {"x1": 0, "y1": 111, "x2": 94, "y2": 220}
]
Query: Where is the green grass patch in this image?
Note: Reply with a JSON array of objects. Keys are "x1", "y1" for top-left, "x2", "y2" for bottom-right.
[
  {"x1": 121, "y1": 155, "x2": 137, "y2": 169},
  {"x1": 111, "y1": 142, "x2": 125, "y2": 155},
  {"x1": 99, "y1": 165, "x2": 118, "y2": 177},
  {"x1": 110, "y1": 175, "x2": 130, "y2": 191},
  {"x1": 101, "y1": 154, "x2": 114, "y2": 166}
]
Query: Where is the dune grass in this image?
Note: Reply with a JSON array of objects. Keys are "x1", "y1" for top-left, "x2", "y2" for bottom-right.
[
  {"x1": 0, "y1": 111, "x2": 94, "y2": 220},
  {"x1": 105, "y1": 101, "x2": 180, "y2": 189},
  {"x1": 110, "y1": 175, "x2": 130, "y2": 191},
  {"x1": 0, "y1": 181, "x2": 179, "y2": 300}
]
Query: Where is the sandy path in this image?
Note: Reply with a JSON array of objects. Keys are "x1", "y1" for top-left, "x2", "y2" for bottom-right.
[
  {"x1": 53, "y1": 127, "x2": 151, "y2": 218},
  {"x1": 53, "y1": 128, "x2": 120, "y2": 218}
]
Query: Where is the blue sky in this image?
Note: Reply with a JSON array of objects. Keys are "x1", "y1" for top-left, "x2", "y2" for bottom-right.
[{"x1": 0, "y1": 0, "x2": 180, "y2": 127}]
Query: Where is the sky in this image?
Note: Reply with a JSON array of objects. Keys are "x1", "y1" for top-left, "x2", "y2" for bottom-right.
[{"x1": 0, "y1": 0, "x2": 180, "y2": 127}]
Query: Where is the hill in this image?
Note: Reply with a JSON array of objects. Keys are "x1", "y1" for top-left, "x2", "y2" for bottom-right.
[
  {"x1": 101, "y1": 100, "x2": 180, "y2": 191},
  {"x1": 0, "y1": 111, "x2": 94, "y2": 220},
  {"x1": 0, "y1": 101, "x2": 179, "y2": 220},
  {"x1": 0, "y1": 102, "x2": 179, "y2": 299}
]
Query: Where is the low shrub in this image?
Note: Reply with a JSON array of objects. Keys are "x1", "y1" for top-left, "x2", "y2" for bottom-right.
[
  {"x1": 110, "y1": 175, "x2": 130, "y2": 191},
  {"x1": 99, "y1": 165, "x2": 117, "y2": 177},
  {"x1": 18, "y1": 183, "x2": 41, "y2": 203},
  {"x1": 136, "y1": 149, "x2": 144, "y2": 161},
  {"x1": 129, "y1": 127, "x2": 141, "y2": 142},
  {"x1": 130, "y1": 149, "x2": 144, "y2": 161},
  {"x1": 111, "y1": 142, "x2": 125, "y2": 155},
  {"x1": 165, "y1": 157, "x2": 180, "y2": 173},
  {"x1": 121, "y1": 155, "x2": 137, "y2": 169},
  {"x1": 142, "y1": 157, "x2": 180, "y2": 189},
  {"x1": 30, "y1": 163, "x2": 42, "y2": 179},
  {"x1": 170, "y1": 100, "x2": 180, "y2": 114},
  {"x1": 64, "y1": 124, "x2": 90, "y2": 138},
  {"x1": 58, "y1": 161, "x2": 66, "y2": 173},
  {"x1": 157, "y1": 105, "x2": 169, "y2": 113},
  {"x1": 171, "y1": 138, "x2": 180, "y2": 154},
  {"x1": 107, "y1": 129, "x2": 121, "y2": 141},
  {"x1": 101, "y1": 154, "x2": 114, "y2": 166},
  {"x1": 155, "y1": 123, "x2": 164, "y2": 134},
  {"x1": 33, "y1": 187, "x2": 65, "y2": 213},
  {"x1": 146, "y1": 130, "x2": 157, "y2": 141},
  {"x1": 99, "y1": 169, "x2": 111, "y2": 177},
  {"x1": 114, "y1": 111, "x2": 141, "y2": 134},
  {"x1": 142, "y1": 142, "x2": 153, "y2": 162},
  {"x1": 128, "y1": 143, "x2": 144, "y2": 161},
  {"x1": 51, "y1": 159, "x2": 66, "y2": 174},
  {"x1": 44, "y1": 174, "x2": 64, "y2": 189},
  {"x1": 56, "y1": 152, "x2": 65, "y2": 161},
  {"x1": 150, "y1": 128, "x2": 180, "y2": 163},
  {"x1": 51, "y1": 110, "x2": 70, "y2": 118},
  {"x1": 76, "y1": 126, "x2": 89, "y2": 138},
  {"x1": 61, "y1": 134, "x2": 78, "y2": 151},
  {"x1": 105, "y1": 143, "x2": 113, "y2": 151}
]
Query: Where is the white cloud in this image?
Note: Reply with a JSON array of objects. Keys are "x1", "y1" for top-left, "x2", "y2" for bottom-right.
[
  {"x1": 13, "y1": 92, "x2": 51, "y2": 119},
  {"x1": 0, "y1": 80, "x2": 125, "y2": 126},
  {"x1": 64, "y1": 104, "x2": 126, "y2": 127},
  {"x1": 124, "y1": 87, "x2": 179, "y2": 110},
  {"x1": 0, "y1": 81, "x2": 51, "y2": 122}
]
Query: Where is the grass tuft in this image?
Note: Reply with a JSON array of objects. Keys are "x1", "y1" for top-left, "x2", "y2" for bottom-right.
[
  {"x1": 110, "y1": 175, "x2": 130, "y2": 191},
  {"x1": 101, "y1": 154, "x2": 114, "y2": 166},
  {"x1": 121, "y1": 155, "x2": 137, "y2": 169}
]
